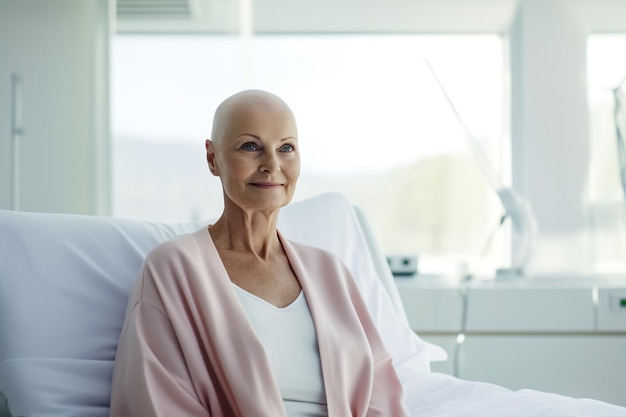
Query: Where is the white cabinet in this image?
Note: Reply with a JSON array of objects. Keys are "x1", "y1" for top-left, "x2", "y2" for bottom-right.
[
  {"x1": 397, "y1": 279, "x2": 626, "y2": 406},
  {"x1": 0, "y1": 0, "x2": 111, "y2": 214},
  {"x1": 458, "y1": 335, "x2": 626, "y2": 405}
]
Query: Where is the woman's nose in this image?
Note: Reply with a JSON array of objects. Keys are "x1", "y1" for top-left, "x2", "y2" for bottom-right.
[{"x1": 260, "y1": 153, "x2": 279, "y2": 173}]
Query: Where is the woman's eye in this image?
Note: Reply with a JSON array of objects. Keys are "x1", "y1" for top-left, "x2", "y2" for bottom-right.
[
  {"x1": 241, "y1": 142, "x2": 260, "y2": 151},
  {"x1": 279, "y1": 144, "x2": 295, "y2": 153}
]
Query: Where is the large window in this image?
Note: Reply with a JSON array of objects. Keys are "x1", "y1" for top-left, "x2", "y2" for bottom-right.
[
  {"x1": 587, "y1": 34, "x2": 626, "y2": 273},
  {"x1": 112, "y1": 34, "x2": 506, "y2": 273}
]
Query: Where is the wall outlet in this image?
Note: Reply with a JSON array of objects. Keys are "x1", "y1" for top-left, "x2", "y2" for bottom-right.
[
  {"x1": 610, "y1": 294, "x2": 626, "y2": 312},
  {"x1": 386, "y1": 254, "x2": 418, "y2": 277}
]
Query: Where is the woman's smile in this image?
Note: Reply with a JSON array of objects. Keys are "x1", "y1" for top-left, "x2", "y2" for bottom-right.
[{"x1": 250, "y1": 181, "x2": 283, "y2": 189}]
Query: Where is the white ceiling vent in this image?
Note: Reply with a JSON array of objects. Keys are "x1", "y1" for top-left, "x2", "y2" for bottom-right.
[
  {"x1": 115, "y1": 0, "x2": 236, "y2": 33},
  {"x1": 117, "y1": 0, "x2": 192, "y2": 20}
]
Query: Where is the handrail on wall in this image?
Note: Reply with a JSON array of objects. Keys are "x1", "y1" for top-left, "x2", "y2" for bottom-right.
[{"x1": 11, "y1": 72, "x2": 23, "y2": 211}]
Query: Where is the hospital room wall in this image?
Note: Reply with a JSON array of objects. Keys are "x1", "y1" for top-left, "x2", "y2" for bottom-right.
[
  {"x1": 509, "y1": 0, "x2": 590, "y2": 273},
  {"x1": 0, "y1": 0, "x2": 111, "y2": 215}
]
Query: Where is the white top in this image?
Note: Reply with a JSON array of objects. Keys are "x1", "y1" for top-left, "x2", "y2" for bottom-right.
[{"x1": 234, "y1": 284, "x2": 328, "y2": 417}]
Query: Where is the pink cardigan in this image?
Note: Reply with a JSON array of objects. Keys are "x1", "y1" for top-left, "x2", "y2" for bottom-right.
[{"x1": 110, "y1": 227, "x2": 409, "y2": 417}]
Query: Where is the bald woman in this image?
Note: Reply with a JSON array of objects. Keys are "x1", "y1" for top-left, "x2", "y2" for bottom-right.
[{"x1": 110, "y1": 90, "x2": 409, "y2": 417}]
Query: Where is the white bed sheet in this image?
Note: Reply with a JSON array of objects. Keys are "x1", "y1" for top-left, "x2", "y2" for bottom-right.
[
  {"x1": 2, "y1": 360, "x2": 624, "y2": 417},
  {"x1": 404, "y1": 372, "x2": 626, "y2": 416}
]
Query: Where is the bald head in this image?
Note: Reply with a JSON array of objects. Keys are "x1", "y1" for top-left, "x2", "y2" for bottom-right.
[
  {"x1": 205, "y1": 89, "x2": 301, "y2": 211},
  {"x1": 210, "y1": 90, "x2": 297, "y2": 146}
]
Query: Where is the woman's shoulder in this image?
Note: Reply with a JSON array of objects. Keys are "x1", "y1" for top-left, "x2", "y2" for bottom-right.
[
  {"x1": 283, "y1": 236, "x2": 352, "y2": 279},
  {"x1": 144, "y1": 227, "x2": 209, "y2": 266},
  {"x1": 284, "y1": 237, "x2": 338, "y2": 261},
  {"x1": 135, "y1": 227, "x2": 213, "y2": 297}
]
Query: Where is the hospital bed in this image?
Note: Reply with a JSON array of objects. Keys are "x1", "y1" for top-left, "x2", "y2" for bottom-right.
[{"x1": 0, "y1": 192, "x2": 624, "y2": 416}]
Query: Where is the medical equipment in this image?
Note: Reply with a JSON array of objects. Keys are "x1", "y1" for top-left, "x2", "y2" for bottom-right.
[{"x1": 424, "y1": 58, "x2": 538, "y2": 276}]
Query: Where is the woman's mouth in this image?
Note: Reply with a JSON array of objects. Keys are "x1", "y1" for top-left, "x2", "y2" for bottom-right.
[{"x1": 250, "y1": 182, "x2": 282, "y2": 189}]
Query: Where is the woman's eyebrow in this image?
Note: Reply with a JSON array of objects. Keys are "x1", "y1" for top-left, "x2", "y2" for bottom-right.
[
  {"x1": 235, "y1": 134, "x2": 297, "y2": 142},
  {"x1": 236, "y1": 133, "x2": 261, "y2": 140}
]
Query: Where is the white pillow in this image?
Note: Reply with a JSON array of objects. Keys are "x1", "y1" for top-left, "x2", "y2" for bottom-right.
[{"x1": 0, "y1": 192, "x2": 445, "y2": 417}]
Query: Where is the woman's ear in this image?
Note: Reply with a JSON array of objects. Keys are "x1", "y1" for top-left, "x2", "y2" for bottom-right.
[{"x1": 205, "y1": 139, "x2": 218, "y2": 176}]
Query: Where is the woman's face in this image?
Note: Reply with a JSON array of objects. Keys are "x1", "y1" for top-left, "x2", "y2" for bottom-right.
[{"x1": 206, "y1": 98, "x2": 300, "y2": 213}]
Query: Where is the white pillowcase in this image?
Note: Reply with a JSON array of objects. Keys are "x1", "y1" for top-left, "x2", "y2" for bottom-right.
[{"x1": 0, "y1": 192, "x2": 445, "y2": 417}]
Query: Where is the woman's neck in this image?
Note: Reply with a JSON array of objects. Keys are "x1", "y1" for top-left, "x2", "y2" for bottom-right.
[{"x1": 209, "y1": 207, "x2": 281, "y2": 260}]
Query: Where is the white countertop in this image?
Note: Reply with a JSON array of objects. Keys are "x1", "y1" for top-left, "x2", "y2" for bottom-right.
[{"x1": 395, "y1": 275, "x2": 626, "y2": 333}]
